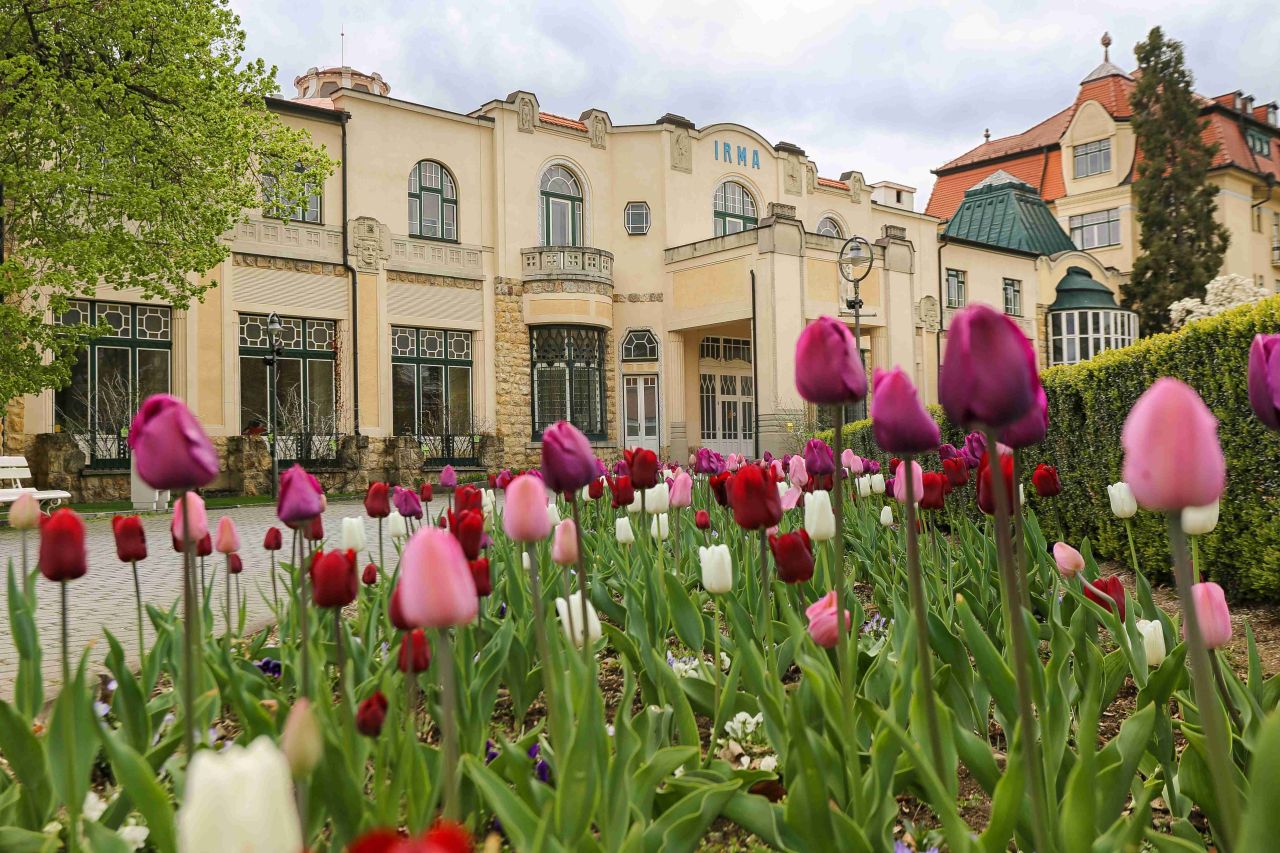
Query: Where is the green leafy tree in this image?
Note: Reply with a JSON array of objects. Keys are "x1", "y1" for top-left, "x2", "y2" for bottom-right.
[
  {"x1": 0, "y1": 0, "x2": 334, "y2": 409},
  {"x1": 1125, "y1": 26, "x2": 1230, "y2": 335}
]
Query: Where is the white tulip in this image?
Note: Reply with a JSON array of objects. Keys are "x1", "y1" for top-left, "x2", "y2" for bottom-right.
[
  {"x1": 178, "y1": 736, "x2": 301, "y2": 853},
  {"x1": 387, "y1": 509, "x2": 408, "y2": 541},
  {"x1": 555, "y1": 592, "x2": 602, "y2": 648},
  {"x1": 627, "y1": 490, "x2": 643, "y2": 514},
  {"x1": 1107, "y1": 482, "x2": 1137, "y2": 519},
  {"x1": 546, "y1": 501, "x2": 562, "y2": 527},
  {"x1": 580, "y1": 485, "x2": 593, "y2": 502},
  {"x1": 650, "y1": 512, "x2": 670, "y2": 541},
  {"x1": 870, "y1": 474, "x2": 886, "y2": 495},
  {"x1": 521, "y1": 551, "x2": 531, "y2": 571},
  {"x1": 804, "y1": 490, "x2": 836, "y2": 542},
  {"x1": 777, "y1": 481, "x2": 790, "y2": 502},
  {"x1": 856, "y1": 476, "x2": 872, "y2": 498},
  {"x1": 1019, "y1": 484, "x2": 1026, "y2": 505},
  {"x1": 645, "y1": 481, "x2": 670, "y2": 514},
  {"x1": 880, "y1": 505, "x2": 894, "y2": 526},
  {"x1": 1181, "y1": 499, "x2": 1219, "y2": 536},
  {"x1": 340, "y1": 517, "x2": 366, "y2": 552},
  {"x1": 699, "y1": 544, "x2": 733, "y2": 593},
  {"x1": 1136, "y1": 619, "x2": 1167, "y2": 667},
  {"x1": 481, "y1": 489, "x2": 495, "y2": 513},
  {"x1": 616, "y1": 517, "x2": 635, "y2": 545}
]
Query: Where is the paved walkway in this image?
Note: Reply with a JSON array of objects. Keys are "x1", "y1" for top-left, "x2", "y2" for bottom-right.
[{"x1": 0, "y1": 498, "x2": 445, "y2": 699}]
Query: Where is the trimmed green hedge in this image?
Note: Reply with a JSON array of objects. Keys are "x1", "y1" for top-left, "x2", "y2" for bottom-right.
[{"x1": 826, "y1": 296, "x2": 1280, "y2": 602}]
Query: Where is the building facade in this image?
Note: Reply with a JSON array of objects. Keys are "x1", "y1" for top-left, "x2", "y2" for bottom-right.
[{"x1": 8, "y1": 65, "x2": 1123, "y2": 499}]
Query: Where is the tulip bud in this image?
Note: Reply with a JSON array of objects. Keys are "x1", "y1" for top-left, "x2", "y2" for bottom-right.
[
  {"x1": 127, "y1": 394, "x2": 219, "y2": 491},
  {"x1": 1031, "y1": 464, "x2": 1061, "y2": 498},
  {"x1": 869, "y1": 474, "x2": 885, "y2": 495},
  {"x1": 769, "y1": 530, "x2": 814, "y2": 583},
  {"x1": 303, "y1": 515, "x2": 324, "y2": 542},
  {"x1": 469, "y1": 557, "x2": 491, "y2": 597},
  {"x1": 1107, "y1": 482, "x2": 1137, "y2": 519},
  {"x1": 1248, "y1": 334, "x2": 1280, "y2": 430},
  {"x1": 1084, "y1": 575, "x2": 1126, "y2": 621},
  {"x1": 387, "y1": 510, "x2": 408, "y2": 541},
  {"x1": 624, "y1": 447, "x2": 660, "y2": 489},
  {"x1": 281, "y1": 699, "x2": 322, "y2": 778},
  {"x1": 843, "y1": 449, "x2": 864, "y2": 475},
  {"x1": 555, "y1": 592, "x2": 602, "y2": 648},
  {"x1": 615, "y1": 516, "x2": 635, "y2": 546},
  {"x1": 698, "y1": 545, "x2": 732, "y2": 593},
  {"x1": 546, "y1": 501, "x2": 562, "y2": 527},
  {"x1": 1189, "y1": 581, "x2": 1232, "y2": 649},
  {"x1": 804, "y1": 490, "x2": 836, "y2": 542},
  {"x1": 226, "y1": 552, "x2": 244, "y2": 575},
  {"x1": 551, "y1": 519, "x2": 578, "y2": 566},
  {"x1": 355, "y1": 692, "x2": 388, "y2": 737},
  {"x1": 215, "y1": 516, "x2": 240, "y2": 555},
  {"x1": 729, "y1": 466, "x2": 782, "y2": 531},
  {"x1": 481, "y1": 488, "x2": 495, "y2": 513},
  {"x1": 1180, "y1": 500, "x2": 1219, "y2": 536},
  {"x1": 940, "y1": 304, "x2": 1039, "y2": 429},
  {"x1": 1121, "y1": 378, "x2": 1225, "y2": 511},
  {"x1": 311, "y1": 549, "x2": 358, "y2": 608},
  {"x1": 892, "y1": 460, "x2": 924, "y2": 505},
  {"x1": 9, "y1": 492, "x2": 41, "y2": 529},
  {"x1": 920, "y1": 472, "x2": 946, "y2": 510},
  {"x1": 1052, "y1": 542, "x2": 1084, "y2": 579},
  {"x1": 1136, "y1": 619, "x2": 1166, "y2": 667},
  {"x1": 364, "y1": 482, "x2": 391, "y2": 519},
  {"x1": 871, "y1": 367, "x2": 940, "y2": 453},
  {"x1": 794, "y1": 315, "x2": 868, "y2": 405},
  {"x1": 805, "y1": 590, "x2": 850, "y2": 648},
  {"x1": 803, "y1": 439, "x2": 835, "y2": 476},
  {"x1": 669, "y1": 471, "x2": 693, "y2": 509},
  {"x1": 856, "y1": 476, "x2": 872, "y2": 498},
  {"x1": 439, "y1": 465, "x2": 458, "y2": 489},
  {"x1": 397, "y1": 527, "x2": 477, "y2": 628},
  {"x1": 277, "y1": 464, "x2": 325, "y2": 527},
  {"x1": 393, "y1": 486, "x2": 423, "y2": 520},
  {"x1": 644, "y1": 481, "x2": 670, "y2": 514},
  {"x1": 503, "y1": 475, "x2": 551, "y2": 543},
  {"x1": 177, "y1": 737, "x2": 301, "y2": 853},
  {"x1": 362, "y1": 562, "x2": 378, "y2": 586},
  {"x1": 171, "y1": 492, "x2": 209, "y2": 545},
  {"x1": 788, "y1": 456, "x2": 809, "y2": 488},
  {"x1": 263, "y1": 526, "x2": 283, "y2": 551},
  {"x1": 695, "y1": 510, "x2": 711, "y2": 530},
  {"x1": 39, "y1": 508, "x2": 88, "y2": 582},
  {"x1": 650, "y1": 512, "x2": 671, "y2": 541},
  {"x1": 341, "y1": 517, "x2": 366, "y2": 551},
  {"x1": 398, "y1": 628, "x2": 432, "y2": 672},
  {"x1": 540, "y1": 421, "x2": 598, "y2": 495},
  {"x1": 112, "y1": 515, "x2": 147, "y2": 563},
  {"x1": 879, "y1": 505, "x2": 893, "y2": 526}
]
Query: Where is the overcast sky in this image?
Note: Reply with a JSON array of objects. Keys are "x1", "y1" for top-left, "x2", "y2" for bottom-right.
[{"x1": 230, "y1": 0, "x2": 1280, "y2": 209}]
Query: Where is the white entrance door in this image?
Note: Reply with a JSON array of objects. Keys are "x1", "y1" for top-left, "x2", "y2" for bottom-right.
[
  {"x1": 699, "y1": 372, "x2": 755, "y2": 458},
  {"x1": 623, "y1": 374, "x2": 660, "y2": 451}
]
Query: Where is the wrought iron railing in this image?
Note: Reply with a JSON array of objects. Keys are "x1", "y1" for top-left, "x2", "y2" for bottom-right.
[
  {"x1": 415, "y1": 433, "x2": 482, "y2": 467},
  {"x1": 70, "y1": 429, "x2": 131, "y2": 471},
  {"x1": 275, "y1": 433, "x2": 342, "y2": 467}
]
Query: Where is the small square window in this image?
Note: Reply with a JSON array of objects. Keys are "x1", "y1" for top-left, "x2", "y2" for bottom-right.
[{"x1": 624, "y1": 201, "x2": 651, "y2": 235}]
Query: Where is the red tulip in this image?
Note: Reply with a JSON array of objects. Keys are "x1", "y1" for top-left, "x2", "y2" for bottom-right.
[
  {"x1": 730, "y1": 465, "x2": 782, "y2": 531},
  {"x1": 1085, "y1": 575, "x2": 1126, "y2": 622},
  {"x1": 695, "y1": 510, "x2": 711, "y2": 530},
  {"x1": 607, "y1": 475, "x2": 634, "y2": 509},
  {"x1": 769, "y1": 530, "x2": 814, "y2": 583},
  {"x1": 355, "y1": 691, "x2": 388, "y2": 737},
  {"x1": 388, "y1": 584, "x2": 412, "y2": 631},
  {"x1": 450, "y1": 509, "x2": 485, "y2": 560},
  {"x1": 624, "y1": 447, "x2": 659, "y2": 490},
  {"x1": 398, "y1": 628, "x2": 431, "y2": 673},
  {"x1": 195, "y1": 533, "x2": 212, "y2": 557},
  {"x1": 453, "y1": 484, "x2": 482, "y2": 514},
  {"x1": 38, "y1": 508, "x2": 87, "y2": 582},
  {"x1": 127, "y1": 394, "x2": 218, "y2": 490},
  {"x1": 364, "y1": 482, "x2": 391, "y2": 519},
  {"x1": 226, "y1": 552, "x2": 244, "y2": 575},
  {"x1": 362, "y1": 562, "x2": 378, "y2": 586},
  {"x1": 709, "y1": 472, "x2": 731, "y2": 507},
  {"x1": 976, "y1": 449, "x2": 1015, "y2": 515},
  {"x1": 942, "y1": 457, "x2": 969, "y2": 489},
  {"x1": 469, "y1": 557, "x2": 491, "y2": 597},
  {"x1": 303, "y1": 515, "x2": 324, "y2": 542},
  {"x1": 311, "y1": 549, "x2": 358, "y2": 608},
  {"x1": 588, "y1": 478, "x2": 605, "y2": 501},
  {"x1": 263, "y1": 526, "x2": 283, "y2": 551},
  {"x1": 1031, "y1": 464, "x2": 1061, "y2": 498},
  {"x1": 920, "y1": 472, "x2": 946, "y2": 510},
  {"x1": 794, "y1": 315, "x2": 868, "y2": 405},
  {"x1": 419, "y1": 481, "x2": 433, "y2": 504},
  {"x1": 111, "y1": 515, "x2": 147, "y2": 563},
  {"x1": 349, "y1": 820, "x2": 471, "y2": 853}
]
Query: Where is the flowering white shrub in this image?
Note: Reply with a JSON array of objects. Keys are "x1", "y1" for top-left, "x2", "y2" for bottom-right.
[{"x1": 1169, "y1": 274, "x2": 1270, "y2": 328}]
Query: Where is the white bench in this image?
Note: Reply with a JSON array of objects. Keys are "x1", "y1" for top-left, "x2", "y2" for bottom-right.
[{"x1": 0, "y1": 456, "x2": 72, "y2": 507}]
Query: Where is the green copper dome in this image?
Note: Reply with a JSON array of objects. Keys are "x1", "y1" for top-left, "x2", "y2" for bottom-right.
[
  {"x1": 1049, "y1": 266, "x2": 1121, "y2": 311},
  {"x1": 942, "y1": 171, "x2": 1078, "y2": 256}
]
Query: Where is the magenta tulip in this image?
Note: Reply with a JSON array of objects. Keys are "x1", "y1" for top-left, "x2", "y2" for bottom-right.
[
  {"x1": 1247, "y1": 334, "x2": 1280, "y2": 430},
  {"x1": 278, "y1": 464, "x2": 325, "y2": 526},
  {"x1": 803, "y1": 439, "x2": 835, "y2": 476},
  {"x1": 1121, "y1": 378, "x2": 1225, "y2": 511},
  {"x1": 214, "y1": 516, "x2": 240, "y2": 555},
  {"x1": 396, "y1": 527, "x2": 477, "y2": 628},
  {"x1": 171, "y1": 492, "x2": 208, "y2": 544},
  {"x1": 1000, "y1": 385, "x2": 1049, "y2": 448},
  {"x1": 1189, "y1": 581, "x2": 1233, "y2": 649},
  {"x1": 392, "y1": 486, "x2": 423, "y2": 520},
  {"x1": 503, "y1": 475, "x2": 552, "y2": 542},
  {"x1": 439, "y1": 465, "x2": 458, "y2": 489},
  {"x1": 871, "y1": 367, "x2": 940, "y2": 453},
  {"x1": 127, "y1": 394, "x2": 219, "y2": 491},
  {"x1": 669, "y1": 471, "x2": 693, "y2": 509},
  {"x1": 939, "y1": 304, "x2": 1039, "y2": 428},
  {"x1": 540, "y1": 421, "x2": 598, "y2": 494},
  {"x1": 892, "y1": 460, "x2": 924, "y2": 504},
  {"x1": 794, "y1": 316, "x2": 868, "y2": 405}
]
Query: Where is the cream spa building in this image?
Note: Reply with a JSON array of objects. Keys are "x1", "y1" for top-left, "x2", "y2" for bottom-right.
[{"x1": 8, "y1": 66, "x2": 1125, "y2": 499}]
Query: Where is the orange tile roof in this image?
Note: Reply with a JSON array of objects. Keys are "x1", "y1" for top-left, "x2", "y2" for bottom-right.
[
  {"x1": 816, "y1": 177, "x2": 848, "y2": 189},
  {"x1": 539, "y1": 112, "x2": 587, "y2": 131},
  {"x1": 937, "y1": 106, "x2": 1076, "y2": 171},
  {"x1": 1077, "y1": 74, "x2": 1135, "y2": 118},
  {"x1": 926, "y1": 149, "x2": 1065, "y2": 219},
  {"x1": 292, "y1": 97, "x2": 337, "y2": 111}
]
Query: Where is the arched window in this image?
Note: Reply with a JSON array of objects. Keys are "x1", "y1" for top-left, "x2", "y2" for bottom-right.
[
  {"x1": 408, "y1": 160, "x2": 457, "y2": 241},
  {"x1": 540, "y1": 165, "x2": 583, "y2": 246},
  {"x1": 621, "y1": 329, "x2": 660, "y2": 362},
  {"x1": 816, "y1": 216, "x2": 842, "y2": 238},
  {"x1": 713, "y1": 181, "x2": 757, "y2": 236}
]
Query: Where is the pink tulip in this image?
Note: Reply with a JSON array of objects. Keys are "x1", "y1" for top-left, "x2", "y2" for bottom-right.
[
  {"x1": 669, "y1": 471, "x2": 693, "y2": 509},
  {"x1": 1189, "y1": 581, "x2": 1232, "y2": 649},
  {"x1": 841, "y1": 449, "x2": 860, "y2": 475},
  {"x1": 278, "y1": 464, "x2": 325, "y2": 526},
  {"x1": 1121, "y1": 378, "x2": 1225, "y2": 511},
  {"x1": 551, "y1": 519, "x2": 578, "y2": 566},
  {"x1": 171, "y1": 492, "x2": 208, "y2": 544},
  {"x1": 1052, "y1": 542, "x2": 1084, "y2": 579},
  {"x1": 795, "y1": 316, "x2": 868, "y2": 405},
  {"x1": 396, "y1": 527, "x2": 477, "y2": 628},
  {"x1": 781, "y1": 485, "x2": 803, "y2": 511},
  {"x1": 503, "y1": 475, "x2": 552, "y2": 543},
  {"x1": 127, "y1": 394, "x2": 219, "y2": 490},
  {"x1": 892, "y1": 460, "x2": 924, "y2": 504},
  {"x1": 788, "y1": 456, "x2": 809, "y2": 488},
  {"x1": 214, "y1": 516, "x2": 240, "y2": 555},
  {"x1": 439, "y1": 465, "x2": 458, "y2": 489},
  {"x1": 9, "y1": 492, "x2": 41, "y2": 529},
  {"x1": 871, "y1": 367, "x2": 940, "y2": 454},
  {"x1": 805, "y1": 590, "x2": 851, "y2": 648},
  {"x1": 769, "y1": 458, "x2": 785, "y2": 481},
  {"x1": 726, "y1": 453, "x2": 742, "y2": 472},
  {"x1": 939, "y1": 304, "x2": 1039, "y2": 428}
]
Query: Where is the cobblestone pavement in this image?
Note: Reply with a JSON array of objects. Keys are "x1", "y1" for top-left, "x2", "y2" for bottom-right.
[{"x1": 0, "y1": 497, "x2": 450, "y2": 699}]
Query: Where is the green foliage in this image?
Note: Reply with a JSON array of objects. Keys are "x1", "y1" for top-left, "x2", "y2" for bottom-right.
[
  {"x1": 1126, "y1": 26, "x2": 1231, "y2": 335},
  {"x1": 0, "y1": 0, "x2": 334, "y2": 405},
  {"x1": 831, "y1": 296, "x2": 1280, "y2": 601}
]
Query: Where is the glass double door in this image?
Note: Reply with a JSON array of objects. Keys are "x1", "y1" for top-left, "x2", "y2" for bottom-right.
[
  {"x1": 699, "y1": 371, "x2": 754, "y2": 458},
  {"x1": 623, "y1": 374, "x2": 659, "y2": 451}
]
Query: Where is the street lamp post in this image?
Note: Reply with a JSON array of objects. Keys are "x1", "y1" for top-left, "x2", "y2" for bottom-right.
[
  {"x1": 264, "y1": 312, "x2": 283, "y2": 497},
  {"x1": 837, "y1": 235, "x2": 874, "y2": 353}
]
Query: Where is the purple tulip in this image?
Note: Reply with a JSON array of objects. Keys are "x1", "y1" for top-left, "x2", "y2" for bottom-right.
[
  {"x1": 962, "y1": 431, "x2": 986, "y2": 468},
  {"x1": 612, "y1": 459, "x2": 630, "y2": 478},
  {"x1": 870, "y1": 367, "x2": 940, "y2": 454},
  {"x1": 540, "y1": 421, "x2": 599, "y2": 495},
  {"x1": 938, "y1": 443, "x2": 959, "y2": 462},
  {"x1": 1248, "y1": 334, "x2": 1280, "y2": 430},
  {"x1": 495, "y1": 469, "x2": 514, "y2": 490},
  {"x1": 694, "y1": 447, "x2": 726, "y2": 475},
  {"x1": 127, "y1": 394, "x2": 219, "y2": 491},
  {"x1": 795, "y1": 316, "x2": 868, "y2": 405},
  {"x1": 277, "y1": 464, "x2": 324, "y2": 526},
  {"x1": 999, "y1": 386, "x2": 1049, "y2": 448},
  {"x1": 884, "y1": 476, "x2": 896, "y2": 495},
  {"x1": 439, "y1": 465, "x2": 458, "y2": 488},
  {"x1": 803, "y1": 439, "x2": 835, "y2": 476},
  {"x1": 1122, "y1": 378, "x2": 1225, "y2": 511},
  {"x1": 940, "y1": 304, "x2": 1040, "y2": 428},
  {"x1": 866, "y1": 459, "x2": 880, "y2": 475},
  {"x1": 393, "y1": 486, "x2": 423, "y2": 520}
]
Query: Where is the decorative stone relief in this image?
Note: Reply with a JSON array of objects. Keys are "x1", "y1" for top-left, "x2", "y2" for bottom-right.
[
  {"x1": 784, "y1": 157, "x2": 802, "y2": 196},
  {"x1": 915, "y1": 296, "x2": 941, "y2": 332},
  {"x1": 349, "y1": 216, "x2": 389, "y2": 273},
  {"x1": 805, "y1": 162, "x2": 816, "y2": 192},
  {"x1": 847, "y1": 171, "x2": 865, "y2": 204},
  {"x1": 518, "y1": 97, "x2": 535, "y2": 133},
  {"x1": 591, "y1": 115, "x2": 607, "y2": 149},
  {"x1": 671, "y1": 128, "x2": 692, "y2": 173},
  {"x1": 232, "y1": 253, "x2": 345, "y2": 276}
]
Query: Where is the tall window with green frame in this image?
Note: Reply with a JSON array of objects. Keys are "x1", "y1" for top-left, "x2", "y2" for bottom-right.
[
  {"x1": 713, "y1": 180, "x2": 757, "y2": 236},
  {"x1": 540, "y1": 165, "x2": 583, "y2": 246},
  {"x1": 390, "y1": 326, "x2": 474, "y2": 440},
  {"x1": 408, "y1": 159, "x2": 458, "y2": 241},
  {"x1": 54, "y1": 301, "x2": 172, "y2": 463},
  {"x1": 238, "y1": 314, "x2": 337, "y2": 439}
]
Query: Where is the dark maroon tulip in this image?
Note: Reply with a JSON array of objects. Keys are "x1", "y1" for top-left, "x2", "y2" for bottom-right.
[
  {"x1": 39, "y1": 508, "x2": 87, "y2": 582},
  {"x1": 1032, "y1": 464, "x2": 1061, "y2": 498},
  {"x1": 362, "y1": 562, "x2": 378, "y2": 586},
  {"x1": 608, "y1": 475, "x2": 634, "y2": 510},
  {"x1": 450, "y1": 509, "x2": 485, "y2": 561},
  {"x1": 695, "y1": 510, "x2": 711, "y2": 530},
  {"x1": 1085, "y1": 575, "x2": 1126, "y2": 622},
  {"x1": 624, "y1": 447, "x2": 659, "y2": 490},
  {"x1": 311, "y1": 549, "x2": 358, "y2": 608},
  {"x1": 769, "y1": 530, "x2": 814, "y2": 583},
  {"x1": 303, "y1": 516, "x2": 324, "y2": 542},
  {"x1": 469, "y1": 557, "x2": 491, "y2": 597},
  {"x1": 709, "y1": 472, "x2": 731, "y2": 507},
  {"x1": 355, "y1": 691, "x2": 388, "y2": 737},
  {"x1": 943, "y1": 457, "x2": 969, "y2": 488},
  {"x1": 388, "y1": 584, "x2": 412, "y2": 630},
  {"x1": 976, "y1": 450, "x2": 1015, "y2": 516},
  {"x1": 227, "y1": 552, "x2": 244, "y2": 575},
  {"x1": 112, "y1": 515, "x2": 147, "y2": 563},
  {"x1": 263, "y1": 526, "x2": 283, "y2": 551},
  {"x1": 588, "y1": 479, "x2": 605, "y2": 501},
  {"x1": 398, "y1": 628, "x2": 431, "y2": 672},
  {"x1": 364, "y1": 482, "x2": 391, "y2": 519},
  {"x1": 729, "y1": 465, "x2": 782, "y2": 531}
]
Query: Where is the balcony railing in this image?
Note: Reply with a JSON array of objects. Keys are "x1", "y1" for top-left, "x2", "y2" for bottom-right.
[
  {"x1": 413, "y1": 433, "x2": 482, "y2": 467},
  {"x1": 521, "y1": 245, "x2": 614, "y2": 285},
  {"x1": 1271, "y1": 242, "x2": 1280, "y2": 266}
]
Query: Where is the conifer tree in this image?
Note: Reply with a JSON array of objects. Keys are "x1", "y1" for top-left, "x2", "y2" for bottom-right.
[{"x1": 1125, "y1": 27, "x2": 1230, "y2": 334}]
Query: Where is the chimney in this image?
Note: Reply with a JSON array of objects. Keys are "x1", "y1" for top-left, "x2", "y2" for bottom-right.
[{"x1": 1242, "y1": 95, "x2": 1255, "y2": 115}]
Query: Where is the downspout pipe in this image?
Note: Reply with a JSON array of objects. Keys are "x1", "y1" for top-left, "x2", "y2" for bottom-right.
[
  {"x1": 340, "y1": 110, "x2": 361, "y2": 437},
  {"x1": 936, "y1": 235, "x2": 946, "y2": 389},
  {"x1": 750, "y1": 269, "x2": 760, "y2": 459}
]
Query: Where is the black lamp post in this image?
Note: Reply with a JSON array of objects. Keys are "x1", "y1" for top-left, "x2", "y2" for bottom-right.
[
  {"x1": 264, "y1": 312, "x2": 283, "y2": 497},
  {"x1": 837, "y1": 235, "x2": 874, "y2": 352}
]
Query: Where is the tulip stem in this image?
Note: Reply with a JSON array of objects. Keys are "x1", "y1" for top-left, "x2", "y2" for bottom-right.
[
  {"x1": 20, "y1": 529, "x2": 27, "y2": 578},
  {"x1": 903, "y1": 455, "x2": 947, "y2": 777},
  {"x1": 981, "y1": 427, "x2": 1054, "y2": 853},
  {"x1": 131, "y1": 560, "x2": 145, "y2": 667},
  {"x1": 1208, "y1": 650, "x2": 1243, "y2": 733},
  {"x1": 1191, "y1": 536, "x2": 1201, "y2": 585},
  {"x1": 438, "y1": 629, "x2": 461, "y2": 821},
  {"x1": 224, "y1": 555, "x2": 232, "y2": 641},
  {"x1": 296, "y1": 531, "x2": 312, "y2": 700},
  {"x1": 59, "y1": 581, "x2": 80, "y2": 853},
  {"x1": 525, "y1": 542, "x2": 560, "y2": 744},
  {"x1": 759, "y1": 529, "x2": 774, "y2": 672},
  {"x1": 831, "y1": 404, "x2": 848, "y2": 648},
  {"x1": 270, "y1": 551, "x2": 279, "y2": 614},
  {"x1": 333, "y1": 609, "x2": 345, "y2": 695},
  {"x1": 180, "y1": 490, "x2": 198, "y2": 760},
  {"x1": 1168, "y1": 513, "x2": 1240, "y2": 850},
  {"x1": 570, "y1": 495, "x2": 592, "y2": 669}
]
